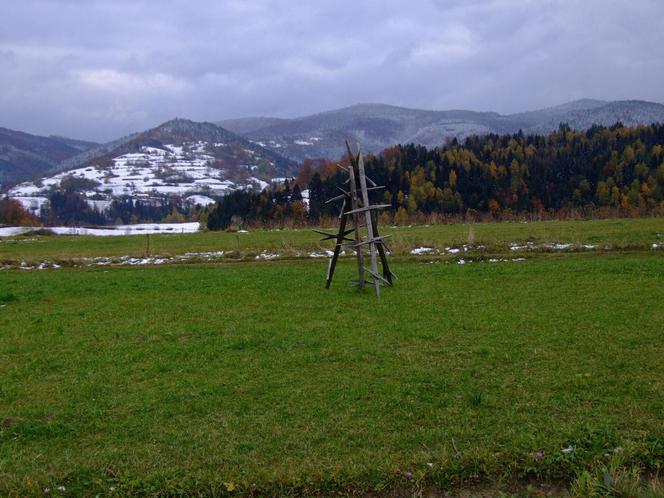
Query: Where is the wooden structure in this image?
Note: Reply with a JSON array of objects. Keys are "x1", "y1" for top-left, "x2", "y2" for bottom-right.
[{"x1": 314, "y1": 142, "x2": 395, "y2": 296}]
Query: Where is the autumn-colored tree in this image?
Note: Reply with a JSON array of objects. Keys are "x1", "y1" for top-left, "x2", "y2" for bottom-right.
[
  {"x1": 0, "y1": 198, "x2": 36, "y2": 226},
  {"x1": 394, "y1": 206, "x2": 408, "y2": 225}
]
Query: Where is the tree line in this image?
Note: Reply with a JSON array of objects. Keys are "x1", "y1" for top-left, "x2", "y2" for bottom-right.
[
  {"x1": 0, "y1": 190, "x2": 201, "y2": 227},
  {"x1": 207, "y1": 122, "x2": 664, "y2": 230}
]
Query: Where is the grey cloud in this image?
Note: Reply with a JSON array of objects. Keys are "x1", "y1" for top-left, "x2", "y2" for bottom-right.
[{"x1": 1, "y1": 0, "x2": 663, "y2": 141}]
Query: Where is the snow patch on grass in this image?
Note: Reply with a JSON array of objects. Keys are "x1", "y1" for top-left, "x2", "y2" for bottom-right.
[{"x1": 411, "y1": 247, "x2": 436, "y2": 255}]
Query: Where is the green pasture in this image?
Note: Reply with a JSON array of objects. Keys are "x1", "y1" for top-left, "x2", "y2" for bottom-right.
[{"x1": 0, "y1": 219, "x2": 663, "y2": 496}]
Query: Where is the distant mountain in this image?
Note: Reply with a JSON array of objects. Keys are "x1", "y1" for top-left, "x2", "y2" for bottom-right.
[
  {"x1": 519, "y1": 100, "x2": 664, "y2": 133},
  {"x1": 218, "y1": 103, "x2": 511, "y2": 161},
  {"x1": 82, "y1": 118, "x2": 294, "y2": 173},
  {"x1": 217, "y1": 99, "x2": 664, "y2": 161},
  {"x1": 507, "y1": 99, "x2": 609, "y2": 129},
  {"x1": 8, "y1": 118, "x2": 296, "y2": 216},
  {"x1": 0, "y1": 127, "x2": 98, "y2": 186}
]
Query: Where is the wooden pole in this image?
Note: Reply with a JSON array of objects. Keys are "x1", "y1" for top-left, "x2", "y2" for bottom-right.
[
  {"x1": 325, "y1": 198, "x2": 350, "y2": 289},
  {"x1": 371, "y1": 211, "x2": 393, "y2": 285},
  {"x1": 357, "y1": 153, "x2": 380, "y2": 296},
  {"x1": 347, "y1": 162, "x2": 365, "y2": 289}
]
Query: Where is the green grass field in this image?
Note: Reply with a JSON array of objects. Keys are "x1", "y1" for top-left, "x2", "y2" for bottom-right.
[
  {"x1": 1, "y1": 218, "x2": 663, "y2": 496},
  {"x1": 1, "y1": 217, "x2": 663, "y2": 264}
]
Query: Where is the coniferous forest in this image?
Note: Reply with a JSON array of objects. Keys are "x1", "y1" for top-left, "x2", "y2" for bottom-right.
[{"x1": 207, "y1": 123, "x2": 664, "y2": 230}]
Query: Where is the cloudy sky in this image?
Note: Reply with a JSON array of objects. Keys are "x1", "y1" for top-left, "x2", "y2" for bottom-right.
[{"x1": 1, "y1": 0, "x2": 663, "y2": 141}]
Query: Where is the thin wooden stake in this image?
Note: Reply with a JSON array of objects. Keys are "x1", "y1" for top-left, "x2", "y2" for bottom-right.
[
  {"x1": 347, "y1": 162, "x2": 365, "y2": 289},
  {"x1": 325, "y1": 199, "x2": 350, "y2": 289},
  {"x1": 371, "y1": 211, "x2": 393, "y2": 285}
]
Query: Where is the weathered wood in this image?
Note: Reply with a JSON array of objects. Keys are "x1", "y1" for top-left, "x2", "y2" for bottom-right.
[
  {"x1": 344, "y1": 204, "x2": 391, "y2": 216},
  {"x1": 364, "y1": 267, "x2": 391, "y2": 286},
  {"x1": 325, "y1": 193, "x2": 346, "y2": 204},
  {"x1": 347, "y1": 162, "x2": 365, "y2": 289},
  {"x1": 312, "y1": 228, "x2": 340, "y2": 238},
  {"x1": 329, "y1": 186, "x2": 382, "y2": 205},
  {"x1": 370, "y1": 211, "x2": 393, "y2": 285},
  {"x1": 320, "y1": 141, "x2": 394, "y2": 294},
  {"x1": 313, "y1": 228, "x2": 354, "y2": 241},
  {"x1": 357, "y1": 152, "x2": 381, "y2": 296},
  {"x1": 352, "y1": 235, "x2": 391, "y2": 247},
  {"x1": 325, "y1": 199, "x2": 351, "y2": 289}
]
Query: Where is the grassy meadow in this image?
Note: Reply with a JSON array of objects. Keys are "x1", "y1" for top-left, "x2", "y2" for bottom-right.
[
  {"x1": 1, "y1": 217, "x2": 663, "y2": 496},
  {"x1": 1, "y1": 216, "x2": 663, "y2": 264}
]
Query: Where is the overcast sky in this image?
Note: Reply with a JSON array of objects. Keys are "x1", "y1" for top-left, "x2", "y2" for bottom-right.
[{"x1": 1, "y1": 0, "x2": 663, "y2": 142}]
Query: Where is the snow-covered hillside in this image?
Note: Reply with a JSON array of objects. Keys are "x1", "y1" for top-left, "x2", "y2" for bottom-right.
[{"x1": 9, "y1": 141, "x2": 273, "y2": 215}]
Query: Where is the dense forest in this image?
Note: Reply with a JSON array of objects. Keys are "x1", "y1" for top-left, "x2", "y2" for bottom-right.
[{"x1": 207, "y1": 123, "x2": 664, "y2": 230}]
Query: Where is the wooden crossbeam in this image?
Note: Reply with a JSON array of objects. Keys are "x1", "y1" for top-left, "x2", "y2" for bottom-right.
[
  {"x1": 313, "y1": 228, "x2": 354, "y2": 240},
  {"x1": 325, "y1": 192, "x2": 348, "y2": 204},
  {"x1": 344, "y1": 204, "x2": 391, "y2": 216},
  {"x1": 364, "y1": 267, "x2": 391, "y2": 286},
  {"x1": 352, "y1": 235, "x2": 391, "y2": 247}
]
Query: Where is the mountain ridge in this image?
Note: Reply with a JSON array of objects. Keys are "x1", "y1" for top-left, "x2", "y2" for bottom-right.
[
  {"x1": 216, "y1": 99, "x2": 664, "y2": 161},
  {"x1": 3, "y1": 98, "x2": 664, "y2": 191}
]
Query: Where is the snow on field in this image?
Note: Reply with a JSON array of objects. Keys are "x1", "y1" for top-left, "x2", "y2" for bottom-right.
[
  {"x1": 12, "y1": 196, "x2": 49, "y2": 214},
  {"x1": 308, "y1": 250, "x2": 334, "y2": 258},
  {"x1": 411, "y1": 247, "x2": 436, "y2": 255},
  {"x1": 186, "y1": 195, "x2": 216, "y2": 206},
  {"x1": 86, "y1": 199, "x2": 112, "y2": 212},
  {"x1": 509, "y1": 242, "x2": 601, "y2": 251},
  {"x1": 548, "y1": 243, "x2": 572, "y2": 250},
  {"x1": 510, "y1": 242, "x2": 536, "y2": 251},
  {"x1": 488, "y1": 258, "x2": 526, "y2": 263},
  {"x1": 255, "y1": 252, "x2": 280, "y2": 260},
  {"x1": 270, "y1": 177, "x2": 295, "y2": 184},
  {"x1": 249, "y1": 177, "x2": 270, "y2": 190},
  {"x1": 0, "y1": 227, "x2": 34, "y2": 237},
  {"x1": 0, "y1": 222, "x2": 200, "y2": 237},
  {"x1": 1, "y1": 250, "x2": 228, "y2": 271}
]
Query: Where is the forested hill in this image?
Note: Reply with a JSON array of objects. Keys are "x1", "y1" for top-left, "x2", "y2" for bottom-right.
[{"x1": 206, "y1": 123, "x2": 664, "y2": 229}]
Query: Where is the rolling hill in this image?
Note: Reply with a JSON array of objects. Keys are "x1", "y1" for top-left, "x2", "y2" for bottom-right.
[{"x1": 7, "y1": 118, "x2": 296, "y2": 216}]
